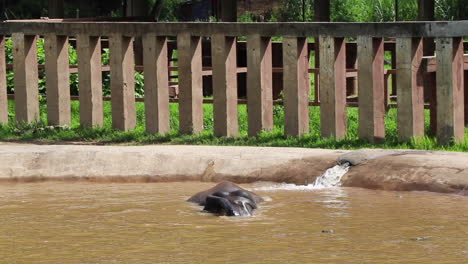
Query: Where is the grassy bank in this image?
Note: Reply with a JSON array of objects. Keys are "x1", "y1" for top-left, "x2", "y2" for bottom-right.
[{"x1": 1, "y1": 100, "x2": 467, "y2": 151}]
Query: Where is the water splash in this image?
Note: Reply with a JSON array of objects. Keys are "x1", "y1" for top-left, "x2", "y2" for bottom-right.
[
  {"x1": 251, "y1": 162, "x2": 350, "y2": 191},
  {"x1": 311, "y1": 162, "x2": 350, "y2": 188}
]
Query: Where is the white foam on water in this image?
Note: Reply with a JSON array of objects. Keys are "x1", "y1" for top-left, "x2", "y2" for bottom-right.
[
  {"x1": 251, "y1": 163, "x2": 350, "y2": 191},
  {"x1": 311, "y1": 162, "x2": 350, "y2": 188}
]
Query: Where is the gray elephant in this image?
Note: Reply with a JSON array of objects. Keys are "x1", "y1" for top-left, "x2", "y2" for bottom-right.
[{"x1": 188, "y1": 181, "x2": 264, "y2": 216}]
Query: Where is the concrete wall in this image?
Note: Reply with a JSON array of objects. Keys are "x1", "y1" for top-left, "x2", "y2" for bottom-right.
[{"x1": 1, "y1": 145, "x2": 467, "y2": 195}]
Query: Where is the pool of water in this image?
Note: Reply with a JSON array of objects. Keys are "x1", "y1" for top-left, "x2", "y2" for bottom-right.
[{"x1": 1, "y1": 182, "x2": 467, "y2": 264}]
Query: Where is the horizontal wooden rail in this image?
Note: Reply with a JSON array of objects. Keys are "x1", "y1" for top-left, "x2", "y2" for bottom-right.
[
  {"x1": 5, "y1": 94, "x2": 429, "y2": 109},
  {"x1": 3, "y1": 21, "x2": 468, "y2": 37},
  {"x1": 4, "y1": 63, "x2": 398, "y2": 75},
  {"x1": 424, "y1": 54, "x2": 468, "y2": 73}
]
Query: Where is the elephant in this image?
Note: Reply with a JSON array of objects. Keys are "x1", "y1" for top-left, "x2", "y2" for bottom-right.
[{"x1": 188, "y1": 181, "x2": 264, "y2": 216}]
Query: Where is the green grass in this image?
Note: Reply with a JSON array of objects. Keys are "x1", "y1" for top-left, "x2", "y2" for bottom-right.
[{"x1": 1, "y1": 99, "x2": 467, "y2": 152}]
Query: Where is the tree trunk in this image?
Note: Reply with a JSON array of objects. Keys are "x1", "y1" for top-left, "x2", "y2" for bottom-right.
[
  {"x1": 418, "y1": 0, "x2": 434, "y2": 21},
  {"x1": 150, "y1": 0, "x2": 165, "y2": 21},
  {"x1": 314, "y1": 0, "x2": 330, "y2": 22},
  {"x1": 125, "y1": 0, "x2": 149, "y2": 17},
  {"x1": 48, "y1": 0, "x2": 64, "y2": 18},
  {"x1": 220, "y1": 0, "x2": 237, "y2": 22}
]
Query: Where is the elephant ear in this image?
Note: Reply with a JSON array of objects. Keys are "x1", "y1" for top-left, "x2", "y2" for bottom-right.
[{"x1": 187, "y1": 191, "x2": 209, "y2": 205}]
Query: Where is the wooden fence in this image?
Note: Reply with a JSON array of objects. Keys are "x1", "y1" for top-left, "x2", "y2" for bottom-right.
[{"x1": 0, "y1": 21, "x2": 467, "y2": 144}]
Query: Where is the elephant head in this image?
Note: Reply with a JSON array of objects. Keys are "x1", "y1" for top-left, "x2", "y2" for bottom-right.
[{"x1": 188, "y1": 181, "x2": 263, "y2": 217}]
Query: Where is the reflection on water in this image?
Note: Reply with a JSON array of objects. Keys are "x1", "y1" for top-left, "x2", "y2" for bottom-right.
[{"x1": 1, "y1": 182, "x2": 467, "y2": 264}]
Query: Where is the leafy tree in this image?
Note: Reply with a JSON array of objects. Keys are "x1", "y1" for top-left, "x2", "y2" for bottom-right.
[
  {"x1": 271, "y1": 0, "x2": 314, "y2": 22},
  {"x1": 331, "y1": 0, "x2": 371, "y2": 22},
  {"x1": 435, "y1": 0, "x2": 468, "y2": 20},
  {"x1": 274, "y1": 0, "x2": 466, "y2": 22},
  {"x1": 397, "y1": 0, "x2": 418, "y2": 21},
  {"x1": 147, "y1": 0, "x2": 185, "y2": 21},
  {"x1": 1, "y1": 0, "x2": 48, "y2": 19}
]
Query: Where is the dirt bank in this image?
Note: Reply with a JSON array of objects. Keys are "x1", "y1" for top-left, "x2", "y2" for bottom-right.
[{"x1": 0, "y1": 144, "x2": 466, "y2": 195}]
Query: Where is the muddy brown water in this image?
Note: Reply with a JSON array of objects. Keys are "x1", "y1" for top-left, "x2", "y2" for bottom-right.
[{"x1": 1, "y1": 182, "x2": 467, "y2": 264}]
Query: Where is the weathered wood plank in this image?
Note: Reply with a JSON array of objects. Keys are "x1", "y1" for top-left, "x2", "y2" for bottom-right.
[
  {"x1": 12, "y1": 33, "x2": 39, "y2": 124},
  {"x1": 283, "y1": 37, "x2": 309, "y2": 137},
  {"x1": 212, "y1": 34, "x2": 238, "y2": 137},
  {"x1": 247, "y1": 34, "x2": 273, "y2": 137},
  {"x1": 357, "y1": 36, "x2": 385, "y2": 142},
  {"x1": 4, "y1": 21, "x2": 468, "y2": 38},
  {"x1": 110, "y1": 34, "x2": 136, "y2": 131},
  {"x1": 77, "y1": 35, "x2": 103, "y2": 127},
  {"x1": 436, "y1": 37, "x2": 464, "y2": 144},
  {"x1": 177, "y1": 33, "x2": 204, "y2": 134},
  {"x1": 396, "y1": 37, "x2": 425, "y2": 141},
  {"x1": 319, "y1": 36, "x2": 346, "y2": 139},
  {"x1": 143, "y1": 34, "x2": 170, "y2": 135},
  {"x1": 0, "y1": 36, "x2": 7, "y2": 124},
  {"x1": 45, "y1": 34, "x2": 71, "y2": 126}
]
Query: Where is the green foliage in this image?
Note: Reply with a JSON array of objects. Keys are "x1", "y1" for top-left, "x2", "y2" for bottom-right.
[
  {"x1": 134, "y1": 72, "x2": 145, "y2": 98},
  {"x1": 271, "y1": 0, "x2": 314, "y2": 21},
  {"x1": 5, "y1": 39, "x2": 14, "y2": 94},
  {"x1": 271, "y1": 0, "x2": 466, "y2": 22},
  {"x1": 2, "y1": 0, "x2": 47, "y2": 19},
  {"x1": 435, "y1": 0, "x2": 468, "y2": 20},
  {"x1": 1, "y1": 100, "x2": 468, "y2": 152},
  {"x1": 68, "y1": 44, "x2": 79, "y2": 95},
  {"x1": 4, "y1": 0, "x2": 468, "y2": 22},
  {"x1": 331, "y1": 0, "x2": 396, "y2": 22},
  {"x1": 101, "y1": 48, "x2": 110, "y2": 65},
  {"x1": 148, "y1": 0, "x2": 186, "y2": 21},
  {"x1": 371, "y1": 0, "x2": 396, "y2": 21},
  {"x1": 36, "y1": 39, "x2": 46, "y2": 97},
  {"x1": 397, "y1": 0, "x2": 418, "y2": 21},
  {"x1": 237, "y1": 13, "x2": 257, "y2": 22},
  {"x1": 101, "y1": 48, "x2": 111, "y2": 96}
]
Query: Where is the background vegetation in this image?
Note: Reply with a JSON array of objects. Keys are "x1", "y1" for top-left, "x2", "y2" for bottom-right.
[{"x1": 2, "y1": 0, "x2": 468, "y2": 21}]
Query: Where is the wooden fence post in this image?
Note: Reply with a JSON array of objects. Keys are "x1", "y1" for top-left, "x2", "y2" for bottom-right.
[
  {"x1": 436, "y1": 37, "x2": 464, "y2": 144},
  {"x1": 110, "y1": 34, "x2": 136, "y2": 131},
  {"x1": 247, "y1": 34, "x2": 273, "y2": 137},
  {"x1": 143, "y1": 34, "x2": 170, "y2": 135},
  {"x1": 12, "y1": 33, "x2": 39, "y2": 124},
  {"x1": 319, "y1": 36, "x2": 346, "y2": 139},
  {"x1": 357, "y1": 36, "x2": 385, "y2": 142},
  {"x1": 396, "y1": 37, "x2": 425, "y2": 141},
  {"x1": 0, "y1": 36, "x2": 7, "y2": 124},
  {"x1": 177, "y1": 33, "x2": 204, "y2": 134},
  {"x1": 77, "y1": 35, "x2": 103, "y2": 127},
  {"x1": 45, "y1": 34, "x2": 71, "y2": 126},
  {"x1": 283, "y1": 37, "x2": 309, "y2": 137},
  {"x1": 212, "y1": 34, "x2": 238, "y2": 137}
]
